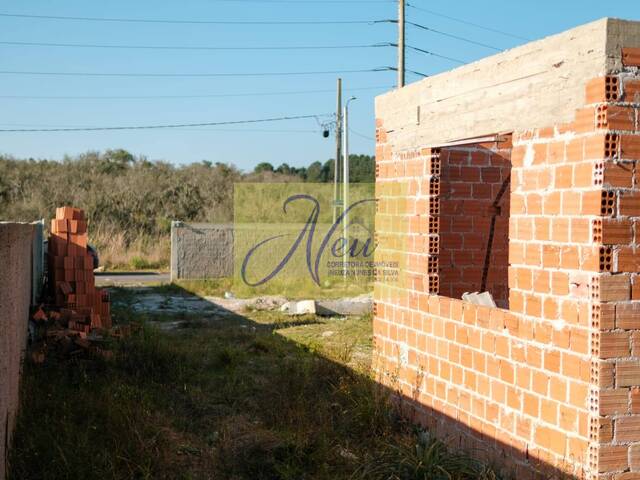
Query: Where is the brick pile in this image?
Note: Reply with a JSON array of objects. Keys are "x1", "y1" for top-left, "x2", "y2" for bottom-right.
[{"x1": 48, "y1": 206, "x2": 111, "y2": 333}]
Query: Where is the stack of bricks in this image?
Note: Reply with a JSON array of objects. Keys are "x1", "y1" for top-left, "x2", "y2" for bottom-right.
[
  {"x1": 48, "y1": 206, "x2": 111, "y2": 333},
  {"x1": 373, "y1": 45, "x2": 640, "y2": 479}
]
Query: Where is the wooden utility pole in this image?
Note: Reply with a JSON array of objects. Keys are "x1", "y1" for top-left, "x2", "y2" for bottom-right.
[
  {"x1": 333, "y1": 78, "x2": 342, "y2": 224},
  {"x1": 398, "y1": 0, "x2": 405, "y2": 88}
]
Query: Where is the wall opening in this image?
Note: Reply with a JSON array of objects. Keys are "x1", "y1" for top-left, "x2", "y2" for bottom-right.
[{"x1": 438, "y1": 138, "x2": 512, "y2": 308}]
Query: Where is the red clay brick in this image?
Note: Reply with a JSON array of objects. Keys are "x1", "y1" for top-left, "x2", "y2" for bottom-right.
[
  {"x1": 618, "y1": 247, "x2": 640, "y2": 272},
  {"x1": 622, "y1": 47, "x2": 640, "y2": 67},
  {"x1": 617, "y1": 361, "x2": 640, "y2": 387},
  {"x1": 621, "y1": 135, "x2": 640, "y2": 159},
  {"x1": 624, "y1": 79, "x2": 640, "y2": 103},
  {"x1": 585, "y1": 76, "x2": 621, "y2": 104},
  {"x1": 600, "y1": 389, "x2": 629, "y2": 415},
  {"x1": 598, "y1": 105, "x2": 636, "y2": 131},
  {"x1": 603, "y1": 219, "x2": 634, "y2": 245},
  {"x1": 615, "y1": 416, "x2": 640, "y2": 442},
  {"x1": 620, "y1": 193, "x2": 640, "y2": 216},
  {"x1": 603, "y1": 161, "x2": 634, "y2": 188},
  {"x1": 600, "y1": 332, "x2": 631, "y2": 358},
  {"x1": 600, "y1": 275, "x2": 631, "y2": 301},
  {"x1": 599, "y1": 445, "x2": 629, "y2": 473}
]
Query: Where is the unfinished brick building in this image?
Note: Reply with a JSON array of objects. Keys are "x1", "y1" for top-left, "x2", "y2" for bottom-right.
[{"x1": 373, "y1": 18, "x2": 640, "y2": 479}]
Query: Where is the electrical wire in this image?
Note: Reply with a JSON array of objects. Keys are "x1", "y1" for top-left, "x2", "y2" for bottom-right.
[
  {"x1": 383, "y1": 66, "x2": 428, "y2": 78},
  {"x1": 407, "y1": 21, "x2": 502, "y2": 51},
  {"x1": 349, "y1": 128, "x2": 375, "y2": 141},
  {"x1": 406, "y1": 3, "x2": 530, "y2": 42},
  {"x1": 203, "y1": 0, "x2": 395, "y2": 3},
  {"x1": 0, "y1": 12, "x2": 390, "y2": 25},
  {"x1": 0, "y1": 122, "x2": 321, "y2": 133},
  {"x1": 404, "y1": 44, "x2": 465, "y2": 64},
  {"x1": 0, "y1": 68, "x2": 390, "y2": 78},
  {"x1": 0, "y1": 40, "x2": 394, "y2": 51},
  {"x1": 0, "y1": 114, "x2": 330, "y2": 133},
  {"x1": 0, "y1": 39, "x2": 464, "y2": 65},
  {"x1": 0, "y1": 85, "x2": 393, "y2": 100},
  {"x1": 178, "y1": 128, "x2": 320, "y2": 133}
]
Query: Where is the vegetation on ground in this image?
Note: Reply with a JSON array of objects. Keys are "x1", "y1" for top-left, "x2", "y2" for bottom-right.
[
  {"x1": 9, "y1": 287, "x2": 502, "y2": 480},
  {"x1": 170, "y1": 277, "x2": 373, "y2": 300},
  {"x1": 0, "y1": 150, "x2": 374, "y2": 270}
]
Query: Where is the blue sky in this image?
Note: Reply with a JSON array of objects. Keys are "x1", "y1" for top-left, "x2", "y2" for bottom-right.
[{"x1": 0, "y1": 1, "x2": 638, "y2": 171}]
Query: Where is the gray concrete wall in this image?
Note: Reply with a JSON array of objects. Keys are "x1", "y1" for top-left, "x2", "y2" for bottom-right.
[
  {"x1": 171, "y1": 222, "x2": 234, "y2": 280},
  {"x1": 0, "y1": 222, "x2": 36, "y2": 480},
  {"x1": 375, "y1": 18, "x2": 640, "y2": 149}
]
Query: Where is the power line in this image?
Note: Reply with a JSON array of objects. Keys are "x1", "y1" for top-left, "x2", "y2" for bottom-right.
[
  {"x1": 0, "y1": 38, "x2": 464, "y2": 65},
  {"x1": 406, "y1": 3, "x2": 530, "y2": 42},
  {"x1": 0, "y1": 113, "x2": 330, "y2": 133},
  {"x1": 349, "y1": 128, "x2": 375, "y2": 141},
  {"x1": 177, "y1": 128, "x2": 320, "y2": 133},
  {"x1": 384, "y1": 66, "x2": 428, "y2": 78},
  {"x1": 0, "y1": 40, "x2": 392, "y2": 52},
  {"x1": 0, "y1": 122, "x2": 321, "y2": 133},
  {"x1": 0, "y1": 68, "x2": 390, "y2": 78},
  {"x1": 200, "y1": 0, "x2": 394, "y2": 3},
  {"x1": 0, "y1": 12, "x2": 391, "y2": 25},
  {"x1": 404, "y1": 44, "x2": 465, "y2": 64},
  {"x1": 407, "y1": 21, "x2": 502, "y2": 51},
  {"x1": 0, "y1": 85, "x2": 393, "y2": 100}
]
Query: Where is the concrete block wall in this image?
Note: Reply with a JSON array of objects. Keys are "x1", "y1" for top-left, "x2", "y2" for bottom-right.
[
  {"x1": 373, "y1": 19, "x2": 640, "y2": 479},
  {"x1": 0, "y1": 223, "x2": 36, "y2": 480},
  {"x1": 170, "y1": 222, "x2": 234, "y2": 281}
]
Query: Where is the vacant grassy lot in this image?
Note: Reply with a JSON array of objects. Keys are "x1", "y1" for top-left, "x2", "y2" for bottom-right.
[{"x1": 9, "y1": 288, "x2": 501, "y2": 480}]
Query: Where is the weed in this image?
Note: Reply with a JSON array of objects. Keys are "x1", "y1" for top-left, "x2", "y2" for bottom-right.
[
  {"x1": 353, "y1": 430, "x2": 499, "y2": 480},
  {"x1": 10, "y1": 291, "x2": 501, "y2": 480}
]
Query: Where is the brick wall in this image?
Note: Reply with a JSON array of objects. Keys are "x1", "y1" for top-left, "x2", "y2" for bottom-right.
[
  {"x1": 439, "y1": 144, "x2": 511, "y2": 308},
  {"x1": 593, "y1": 55, "x2": 640, "y2": 477},
  {"x1": 373, "y1": 49, "x2": 640, "y2": 479}
]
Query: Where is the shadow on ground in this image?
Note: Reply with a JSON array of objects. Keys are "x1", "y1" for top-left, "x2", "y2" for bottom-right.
[{"x1": 8, "y1": 285, "x2": 557, "y2": 480}]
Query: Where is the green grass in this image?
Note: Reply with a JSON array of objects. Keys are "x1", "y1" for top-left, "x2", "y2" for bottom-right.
[
  {"x1": 9, "y1": 288, "x2": 503, "y2": 480},
  {"x1": 170, "y1": 278, "x2": 235, "y2": 297},
  {"x1": 128, "y1": 256, "x2": 167, "y2": 271},
  {"x1": 171, "y1": 277, "x2": 372, "y2": 300}
]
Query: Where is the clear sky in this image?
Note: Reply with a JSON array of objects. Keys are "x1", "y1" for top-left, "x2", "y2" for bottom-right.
[{"x1": 0, "y1": 0, "x2": 638, "y2": 171}]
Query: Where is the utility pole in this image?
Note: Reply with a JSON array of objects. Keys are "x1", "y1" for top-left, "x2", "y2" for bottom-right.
[
  {"x1": 333, "y1": 78, "x2": 342, "y2": 224},
  {"x1": 343, "y1": 97, "x2": 356, "y2": 278},
  {"x1": 398, "y1": 0, "x2": 405, "y2": 88}
]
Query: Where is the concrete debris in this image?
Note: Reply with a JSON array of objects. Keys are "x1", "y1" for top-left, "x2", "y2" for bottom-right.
[
  {"x1": 282, "y1": 300, "x2": 316, "y2": 315},
  {"x1": 337, "y1": 446, "x2": 358, "y2": 461},
  {"x1": 118, "y1": 288, "x2": 369, "y2": 323},
  {"x1": 280, "y1": 295, "x2": 373, "y2": 316},
  {"x1": 462, "y1": 291, "x2": 497, "y2": 308},
  {"x1": 249, "y1": 296, "x2": 287, "y2": 311},
  {"x1": 316, "y1": 294, "x2": 372, "y2": 316}
]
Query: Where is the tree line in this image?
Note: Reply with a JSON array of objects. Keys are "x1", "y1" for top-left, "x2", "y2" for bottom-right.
[
  {"x1": 253, "y1": 155, "x2": 374, "y2": 183},
  {"x1": 0, "y1": 149, "x2": 374, "y2": 236}
]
